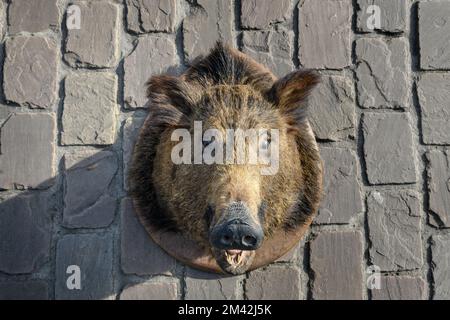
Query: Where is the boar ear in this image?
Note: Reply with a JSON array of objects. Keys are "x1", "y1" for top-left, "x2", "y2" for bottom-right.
[
  {"x1": 266, "y1": 70, "x2": 320, "y2": 128},
  {"x1": 146, "y1": 75, "x2": 196, "y2": 128}
]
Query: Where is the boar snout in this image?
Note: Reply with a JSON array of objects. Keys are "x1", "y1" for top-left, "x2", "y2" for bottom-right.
[{"x1": 209, "y1": 201, "x2": 264, "y2": 250}]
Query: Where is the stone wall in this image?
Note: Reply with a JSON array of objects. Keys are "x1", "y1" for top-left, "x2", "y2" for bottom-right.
[{"x1": 0, "y1": 0, "x2": 449, "y2": 300}]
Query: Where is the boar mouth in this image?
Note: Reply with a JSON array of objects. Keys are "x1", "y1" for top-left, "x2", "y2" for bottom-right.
[{"x1": 212, "y1": 248, "x2": 256, "y2": 275}]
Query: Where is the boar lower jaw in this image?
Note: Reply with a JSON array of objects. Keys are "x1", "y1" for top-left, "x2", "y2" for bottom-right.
[{"x1": 213, "y1": 248, "x2": 255, "y2": 275}]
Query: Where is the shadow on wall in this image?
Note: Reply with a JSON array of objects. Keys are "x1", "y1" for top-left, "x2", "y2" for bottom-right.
[{"x1": 0, "y1": 112, "x2": 170, "y2": 297}]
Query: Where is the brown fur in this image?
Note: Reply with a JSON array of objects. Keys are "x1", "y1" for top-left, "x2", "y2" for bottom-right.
[{"x1": 129, "y1": 42, "x2": 323, "y2": 252}]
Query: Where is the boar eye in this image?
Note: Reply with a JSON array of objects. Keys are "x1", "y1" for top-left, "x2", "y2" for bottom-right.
[
  {"x1": 203, "y1": 136, "x2": 215, "y2": 148},
  {"x1": 259, "y1": 133, "x2": 271, "y2": 151}
]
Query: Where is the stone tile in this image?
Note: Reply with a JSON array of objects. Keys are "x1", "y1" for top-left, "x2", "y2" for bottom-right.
[
  {"x1": 124, "y1": 36, "x2": 177, "y2": 109},
  {"x1": 308, "y1": 75, "x2": 356, "y2": 141},
  {"x1": 315, "y1": 148, "x2": 363, "y2": 224},
  {"x1": 417, "y1": 73, "x2": 450, "y2": 145},
  {"x1": 371, "y1": 276, "x2": 426, "y2": 300},
  {"x1": 185, "y1": 268, "x2": 242, "y2": 300},
  {"x1": 419, "y1": 1, "x2": 450, "y2": 70},
  {"x1": 298, "y1": 0, "x2": 352, "y2": 69},
  {"x1": 183, "y1": 0, "x2": 233, "y2": 61},
  {"x1": 356, "y1": 0, "x2": 407, "y2": 33},
  {"x1": 120, "y1": 280, "x2": 179, "y2": 300},
  {"x1": 4, "y1": 36, "x2": 58, "y2": 109},
  {"x1": 426, "y1": 150, "x2": 450, "y2": 228},
  {"x1": 0, "y1": 113, "x2": 56, "y2": 190},
  {"x1": 356, "y1": 37, "x2": 410, "y2": 109},
  {"x1": 61, "y1": 72, "x2": 118, "y2": 145},
  {"x1": 0, "y1": 191, "x2": 53, "y2": 274},
  {"x1": 121, "y1": 198, "x2": 177, "y2": 276},
  {"x1": 63, "y1": 151, "x2": 118, "y2": 228},
  {"x1": 64, "y1": 1, "x2": 120, "y2": 68},
  {"x1": 0, "y1": 104, "x2": 10, "y2": 121},
  {"x1": 367, "y1": 190, "x2": 422, "y2": 271},
  {"x1": 240, "y1": 0, "x2": 291, "y2": 30},
  {"x1": 123, "y1": 117, "x2": 146, "y2": 191},
  {"x1": 125, "y1": 0, "x2": 176, "y2": 33},
  {"x1": 0, "y1": 1, "x2": 5, "y2": 40},
  {"x1": 246, "y1": 266, "x2": 301, "y2": 300},
  {"x1": 431, "y1": 234, "x2": 450, "y2": 299},
  {"x1": 310, "y1": 231, "x2": 363, "y2": 300},
  {"x1": 55, "y1": 233, "x2": 114, "y2": 300},
  {"x1": 0, "y1": 280, "x2": 49, "y2": 300},
  {"x1": 8, "y1": 0, "x2": 60, "y2": 33},
  {"x1": 362, "y1": 113, "x2": 416, "y2": 185},
  {"x1": 241, "y1": 27, "x2": 294, "y2": 77}
]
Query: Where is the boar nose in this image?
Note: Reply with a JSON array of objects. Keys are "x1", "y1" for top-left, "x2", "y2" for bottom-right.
[{"x1": 210, "y1": 220, "x2": 264, "y2": 250}]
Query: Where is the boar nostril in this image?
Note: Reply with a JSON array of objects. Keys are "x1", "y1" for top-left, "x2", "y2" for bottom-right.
[
  {"x1": 242, "y1": 235, "x2": 257, "y2": 247},
  {"x1": 221, "y1": 234, "x2": 233, "y2": 245}
]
